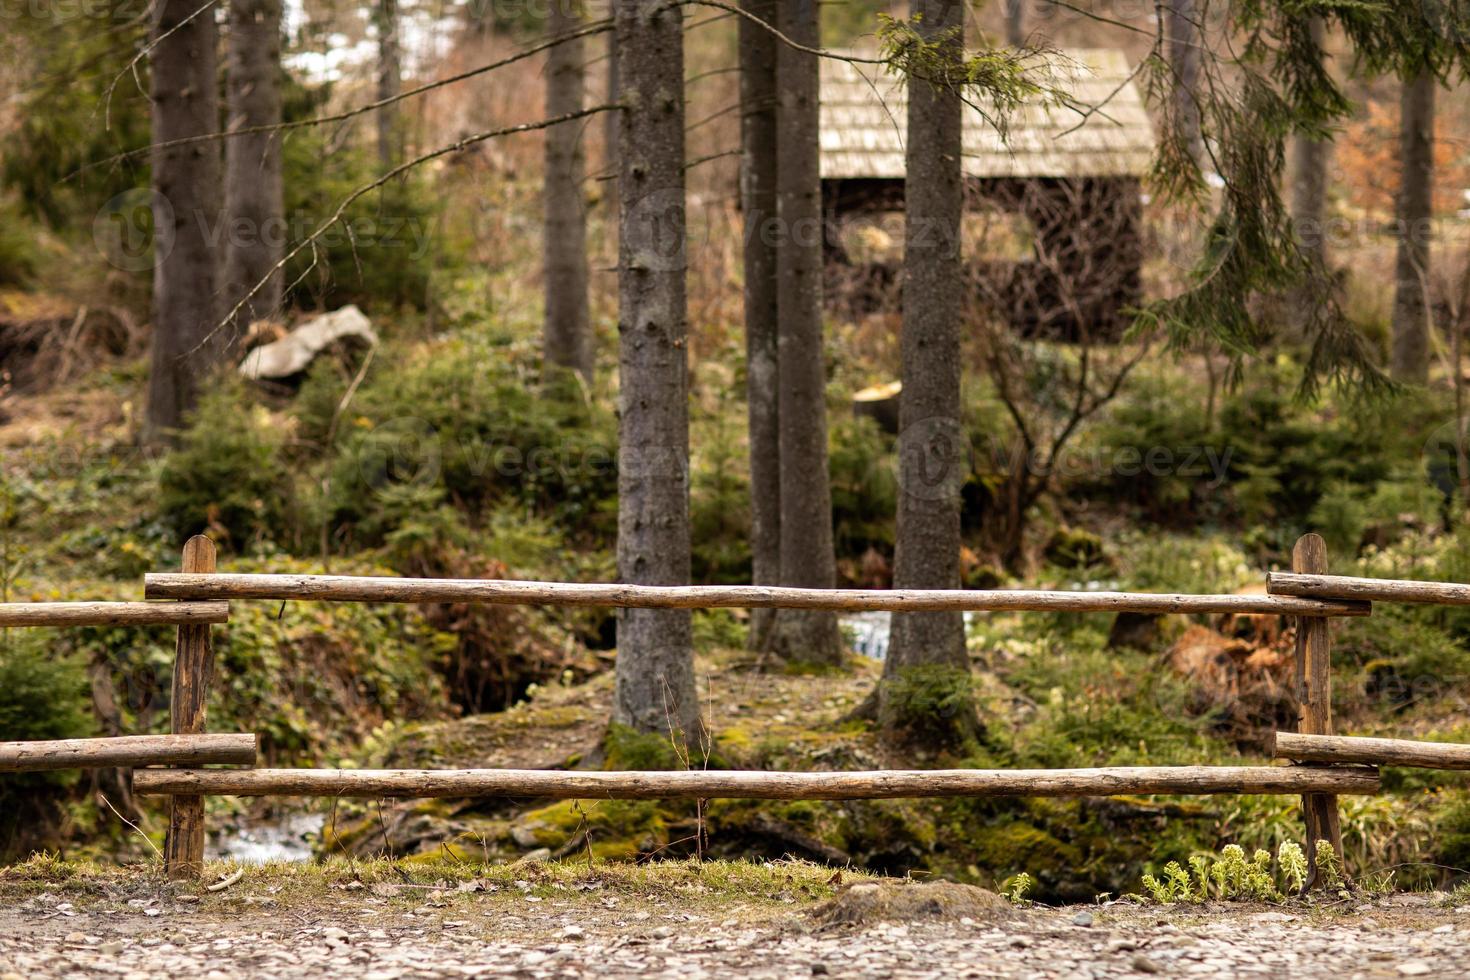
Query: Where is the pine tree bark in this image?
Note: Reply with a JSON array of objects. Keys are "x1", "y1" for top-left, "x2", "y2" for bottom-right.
[
  {"x1": 769, "y1": 0, "x2": 844, "y2": 666},
  {"x1": 739, "y1": 0, "x2": 780, "y2": 650},
  {"x1": 879, "y1": 0, "x2": 978, "y2": 752},
  {"x1": 604, "y1": 0, "x2": 620, "y2": 216},
  {"x1": 1391, "y1": 69, "x2": 1435, "y2": 384},
  {"x1": 612, "y1": 0, "x2": 700, "y2": 741},
  {"x1": 1290, "y1": 15, "x2": 1331, "y2": 271},
  {"x1": 544, "y1": 0, "x2": 593, "y2": 383},
  {"x1": 1168, "y1": 0, "x2": 1205, "y2": 167},
  {"x1": 224, "y1": 0, "x2": 285, "y2": 346},
  {"x1": 375, "y1": 0, "x2": 401, "y2": 170},
  {"x1": 144, "y1": 0, "x2": 224, "y2": 442},
  {"x1": 1003, "y1": 0, "x2": 1024, "y2": 47}
]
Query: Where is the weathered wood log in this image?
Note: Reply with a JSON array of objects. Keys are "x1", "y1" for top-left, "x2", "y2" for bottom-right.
[
  {"x1": 1269, "y1": 571, "x2": 1470, "y2": 606},
  {"x1": 165, "y1": 536, "x2": 217, "y2": 880},
  {"x1": 131, "y1": 765, "x2": 1381, "y2": 800},
  {"x1": 0, "y1": 601, "x2": 229, "y2": 627},
  {"x1": 0, "y1": 734, "x2": 257, "y2": 773},
  {"x1": 144, "y1": 573, "x2": 1371, "y2": 617},
  {"x1": 1290, "y1": 534, "x2": 1343, "y2": 884},
  {"x1": 1275, "y1": 732, "x2": 1470, "y2": 770}
]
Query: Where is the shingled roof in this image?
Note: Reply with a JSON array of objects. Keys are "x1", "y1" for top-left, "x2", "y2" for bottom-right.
[{"x1": 819, "y1": 48, "x2": 1155, "y2": 181}]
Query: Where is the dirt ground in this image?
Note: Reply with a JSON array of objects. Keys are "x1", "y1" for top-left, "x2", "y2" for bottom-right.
[{"x1": 1, "y1": 861, "x2": 1467, "y2": 978}]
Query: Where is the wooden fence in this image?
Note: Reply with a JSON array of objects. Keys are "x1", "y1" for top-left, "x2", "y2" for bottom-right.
[{"x1": 6, "y1": 531, "x2": 1470, "y2": 884}]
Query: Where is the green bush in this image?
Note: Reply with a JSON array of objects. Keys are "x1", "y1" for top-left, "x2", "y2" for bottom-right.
[
  {"x1": 829, "y1": 414, "x2": 898, "y2": 557},
  {"x1": 0, "y1": 638, "x2": 94, "y2": 855},
  {"x1": 280, "y1": 80, "x2": 436, "y2": 313},
  {"x1": 157, "y1": 382, "x2": 296, "y2": 552},
  {"x1": 690, "y1": 414, "x2": 753, "y2": 585},
  {"x1": 301, "y1": 338, "x2": 618, "y2": 552}
]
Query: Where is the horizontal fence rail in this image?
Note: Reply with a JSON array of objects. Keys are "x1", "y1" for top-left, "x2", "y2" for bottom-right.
[
  {"x1": 131, "y1": 764, "x2": 1383, "y2": 800},
  {"x1": 1269, "y1": 571, "x2": 1470, "y2": 606},
  {"x1": 1274, "y1": 732, "x2": 1470, "y2": 770},
  {"x1": 144, "y1": 573, "x2": 1372, "y2": 617},
  {"x1": 0, "y1": 734, "x2": 258, "y2": 773},
  {"x1": 0, "y1": 600, "x2": 230, "y2": 627}
]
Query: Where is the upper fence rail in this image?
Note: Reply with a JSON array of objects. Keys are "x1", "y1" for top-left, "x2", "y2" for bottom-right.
[
  {"x1": 1269, "y1": 572, "x2": 1470, "y2": 606},
  {"x1": 144, "y1": 572, "x2": 1372, "y2": 617}
]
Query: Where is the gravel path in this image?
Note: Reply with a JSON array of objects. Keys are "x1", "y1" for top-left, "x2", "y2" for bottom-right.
[{"x1": 3, "y1": 889, "x2": 1466, "y2": 978}]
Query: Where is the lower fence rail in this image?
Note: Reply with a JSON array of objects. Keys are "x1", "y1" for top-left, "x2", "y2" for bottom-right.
[{"x1": 131, "y1": 764, "x2": 1382, "y2": 800}]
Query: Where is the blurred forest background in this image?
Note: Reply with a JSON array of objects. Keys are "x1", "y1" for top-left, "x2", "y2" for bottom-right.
[{"x1": 2, "y1": 0, "x2": 1470, "y2": 901}]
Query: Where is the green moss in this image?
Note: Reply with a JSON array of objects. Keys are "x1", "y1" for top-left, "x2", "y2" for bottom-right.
[
  {"x1": 970, "y1": 820, "x2": 1082, "y2": 872},
  {"x1": 878, "y1": 664, "x2": 981, "y2": 755},
  {"x1": 604, "y1": 723, "x2": 699, "y2": 771},
  {"x1": 515, "y1": 800, "x2": 668, "y2": 860}
]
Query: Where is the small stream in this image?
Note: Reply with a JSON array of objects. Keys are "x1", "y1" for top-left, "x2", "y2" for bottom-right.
[
  {"x1": 207, "y1": 613, "x2": 902, "y2": 862},
  {"x1": 842, "y1": 611, "x2": 892, "y2": 660},
  {"x1": 210, "y1": 811, "x2": 325, "y2": 864}
]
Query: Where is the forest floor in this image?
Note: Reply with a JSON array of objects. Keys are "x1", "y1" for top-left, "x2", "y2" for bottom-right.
[{"x1": 1, "y1": 860, "x2": 1467, "y2": 978}]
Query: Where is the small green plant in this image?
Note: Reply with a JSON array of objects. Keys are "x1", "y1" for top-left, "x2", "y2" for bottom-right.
[
  {"x1": 1314, "y1": 840, "x2": 1346, "y2": 892},
  {"x1": 1002, "y1": 871, "x2": 1034, "y2": 904},
  {"x1": 1138, "y1": 841, "x2": 1331, "y2": 904},
  {"x1": 1278, "y1": 840, "x2": 1308, "y2": 893}
]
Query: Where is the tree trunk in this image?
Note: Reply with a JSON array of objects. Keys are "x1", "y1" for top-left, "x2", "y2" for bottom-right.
[
  {"x1": 879, "y1": 0, "x2": 978, "y2": 753},
  {"x1": 1168, "y1": 0, "x2": 1205, "y2": 167},
  {"x1": 223, "y1": 0, "x2": 285, "y2": 347},
  {"x1": 612, "y1": 0, "x2": 700, "y2": 742},
  {"x1": 1003, "y1": 0, "x2": 1024, "y2": 47},
  {"x1": 769, "y1": 0, "x2": 844, "y2": 667},
  {"x1": 739, "y1": 0, "x2": 780, "y2": 651},
  {"x1": 375, "y1": 0, "x2": 401, "y2": 170},
  {"x1": 1290, "y1": 15, "x2": 1331, "y2": 271},
  {"x1": 604, "y1": 0, "x2": 620, "y2": 215},
  {"x1": 1391, "y1": 69, "x2": 1435, "y2": 384},
  {"x1": 144, "y1": 0, "x2": 223, "y2": 443},
  {"x1": 543, "y1": 0, "x2": 593, "y2": 383}
]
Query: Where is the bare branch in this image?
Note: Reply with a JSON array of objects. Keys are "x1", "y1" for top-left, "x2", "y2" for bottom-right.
[
  {"x1": 76, "y1": 18, "x2": 613, "y2": 179},
  {"x1": 191, "y1": 104, "x2": 617, "y2": 360}
]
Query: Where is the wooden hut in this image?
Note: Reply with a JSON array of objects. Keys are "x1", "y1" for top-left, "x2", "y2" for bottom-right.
[{"x1": 819, "y1": 49, "x2": 1155, "y2": 340}]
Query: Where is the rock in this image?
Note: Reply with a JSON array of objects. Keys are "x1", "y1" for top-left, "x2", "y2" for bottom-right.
[
  {"x1": 561, "y1": 926, "x2": 585, "y2": 941},
  {"x1": 510, "y1": 824, "x2": 541, "y2": 848},
  {"x1": 239, "y1": 305, "x2": 377, "y2": 381},
  {"x1": 809, "y1": 881, "x2": 1010, "y2": 927},
  {"x1": 514, "y1": 848, "x2": 552, "y2": 865},
  {"x1": 1131, "y1": 953, "x2": 1163, "y2": 973},
  {"x1": 1398, "y1": 962, "x2": 1433, "y2": 976},
  {"x1": 1072, "y1": 911, "x2": 1094, "y2": 927}
]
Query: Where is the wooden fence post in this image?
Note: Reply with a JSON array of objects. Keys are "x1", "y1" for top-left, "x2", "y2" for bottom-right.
[
  {"x1": 1292, "y1": 532, "x2": 1343, "y2": 885},
  {"x1": 163, "y1": 535, "x2": 217, "y2": 879}
]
